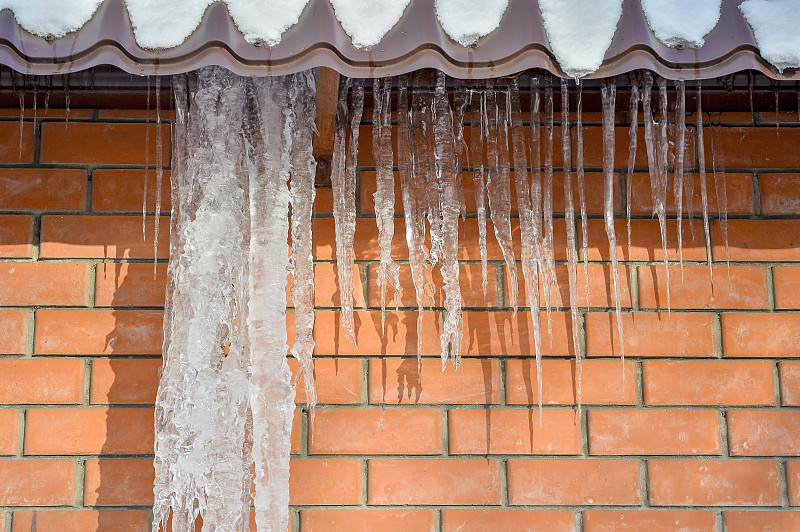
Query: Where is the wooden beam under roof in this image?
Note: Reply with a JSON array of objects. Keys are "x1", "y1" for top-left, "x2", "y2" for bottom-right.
[{"x1": 313, "y1": 67, "x2": 340, "y2": 187}]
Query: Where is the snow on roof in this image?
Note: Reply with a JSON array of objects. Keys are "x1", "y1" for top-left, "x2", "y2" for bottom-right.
[
  {"x1": 641, "y1": 0, "x2": 721, "y2": 48},
  {"x1": 740, "y1": 0, "x2": 800, "y2": 73}
]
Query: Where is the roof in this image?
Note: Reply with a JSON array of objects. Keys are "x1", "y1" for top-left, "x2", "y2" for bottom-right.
[{"x1": 0, "y1": 0, "x2": 796, "y2": 80}]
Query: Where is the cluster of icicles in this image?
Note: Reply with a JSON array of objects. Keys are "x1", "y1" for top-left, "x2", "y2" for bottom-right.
[{"x1": 153, "y1": 66, "x2": 728, "y2": 532}]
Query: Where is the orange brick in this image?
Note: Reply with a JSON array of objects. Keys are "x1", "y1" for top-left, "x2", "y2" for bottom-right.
[
  {"x1": 34, "y1": 309, "x2": 163, "y2": 355},
  {"x1": 588, "y1": 409, "x2": 721, "y2": 455},
  {"x1": 288, "y1": 262, "x2": 364, "y2": 307},
  {"x1": 648, "y1": 459, "x2": 781, "y2": 506},
  {"x1": 630, "y1": 172, "x2": 752, "y2": 215},
  {"x1": 643, "y1": 360, "x2": 775, "y2": 406},
  {"x1": 638, "y1": 265, "x2": 767, "y2": 310},
  {"x1": 40, "y1": 215, "x2": 169, "y2": 259},
  {"x1": 759, "y1": 174, "x2": 800, "y2": 215},
  {"x1": 773, "y1": 266, "x2": 800, "y2": 309},
  {"x1": 507, "y1": 459, "x2": 641, "y2": 505},
  {"x1": 96, "y1": 109, "x2": 176, "y2": 119},
  {"x1": 587, "y1": 218, "x2": 707, "y2": 262},
  {"x1": 314, "y1": 187, "x2": 333, "y2": 214},
  {"x1": 0, "y1": 359, "x2": 84, "y2": 404},
  {"x1": 368, "y1": 358, "x2": 501, "y2": 405},
  {"x1": 722, "y1": 511, "x2": 800, "y2": 532},
  {"x1": 583, "y1": 510, "x2": 716, "y2": 531},
  {"x1": 94, "y1": 262, "x2": 167, "y2": 307},
  {"x1": 368, "y1": 458, "x2": 501, "y2": 505},
  {"x1": 585, "y1": 312, "x2": 716, "y2": 358},
  {"x1": 0, "y1": 169, "x2": 87, "y2": 211},
  {"x1": 0, "y1": 409, "x2": 18, "y2": 455},
  {"x1": 301, "y1": 509, "x2": 435, "y2": 532},
  {"x1": 0, "y1": 310, "x2": 28, "y2": 354},
  {"x1": 441, "y1": 509, "x2": 575, "y2": 532},
  {"x1": 89, "y1": 358, "x2": 161, "y2": 404},
  {"x1": 448, "y1": 408, "x2": 580, "y2": 455},
  {"x1": 505, "y1": 359, "x2": 637, "y2": 405},
  {"x1": 722, "y1": 313, "x2": 800, "y2": 358},
  {"x1": 582, "y1": 126, "x2": 671, "y2": 170},
  {"x1": 84, "y1": 459, "x2": 154, "y2": 505},
  {"x1": 702, "y1": 127, "x2": 800, "y2": 169},
  {"x1": 24, "y1": 408, "x2": 154, "y2": 455},
  {"x1": 313, "y1": 310, "x2": 440, "y2": 356},
  {"x1": 0, "y1": 460, "x2": 75, "y2": 505},
  {"x1": 0, "y1": 215, "x2": 34, "y2": 258},
  {"x1": 788, "y1": 461, "x2": 800, "y2": 505},
  {"x1": 713, "y1": 220, "x2": 800, "y2": 262},
  {"x1": 0, "y1": 262, "x2": 89, "y2": 306},
  {"x1": 92, "y1": 169, "x2": 172, "y2": 213},
  {"x1": 289, "y1": 358, "x2": 362, "y2": 405},
  {"x1": 310, "y1": 408, "x2": 441, "y2": 455},
  {"x1": 507, "y1": 264, "x2": 632, "y2": 309},
  {"x1": 463, "y1": 310, "x2": 573, "y2": 357},
  {"x1": 11, "y1": 510, "x2": 149, "y2": 532},
  {"x1": 367, "y1": 263, "x2": 498, "y2": 308},
  {"x1": 0, "y1": 122, "x2": 34, "y2": 162},
  {"x1": 289, "y1": 459, "x2": 362, "y2": 505},
  {"x1": 780, "y1": 361, "x2": 800, "y2": 406},
  {"x1": 728, "y1": 410, "x2": 800, "y2": 456},
  {"x1": 40, "y1": 122, "x2": 169, "y2": 164}
]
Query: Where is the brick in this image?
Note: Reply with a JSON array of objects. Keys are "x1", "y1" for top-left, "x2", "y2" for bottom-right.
[
  {"x1": 0, "y1": 310, "x2": 28, "y2": 354},
  {"x1": 638, "y1": 265, "x2": 767, "y2": 310},
  {"x1": 702, "y1": 127, "x2": 800, "y2": 169},
  {"x1": 779, "y1": 361, "x2": 800, "y2": 405},
  {"x1": 728, "y1": 410, "x2": 800, "y2": 456},
  {"x1": 288, "y1": 262, "x2": 364, "y2": 307},
  {"x1": 583, "y1": 510, "x2": 716, "y2": 531},
  {"x1": 773, "y1": 267, "x2": 800, "y2": 309},
  {"x1": 312, "y1": 310, "x2": 440, "y2": 356},
  {"x1": 713, "y1": 220, "x2": 800, "y2": 262},
  {"x1": 722, "y1": 313, "x2": 800, "y2": 358},
  {"x1": 507, "y1": 459, "x2": 641, "y2": 505},
  {"x1": 367, "y1": 263, "x2": 498, "y2": 308},
  {"x1": 648, "y1": 459, "x2": 781, "y2": 506},
  {"x1": 0, "y1": 359, "x2": 84, "y2": 404},
  {"x1": 759, "y1": 174, "x2": 800, "y2": 214},
  {"x1": 582, "y1": 126, "x2": 686, "y2": 170},
  {"x1": 630, "y1": 172, "x2": 753, "y2": 215},
  {"x1": 0, "y1": 409, "x2": 18, "y2": 455},
  {"x1": 0, "y1": 215, "x2": 34, "y2": 258},
  {"x1": 89, "y1": 358, "x2": 161, "y2": 404},
  {"x1": 0, "y1": 169, "x2": 87, "y2": 211},
  {"x1": 92, "y1": 169, "x2": 172, "y2": 213},
  {"x1": 290, "y1": 459, "x2": 362, "y2": 505},
  {"x1": 95, "y1": 262, "x2": 167, "y2": 307},
  {"x1": 588, "y1": 409, "x2": 721, "y2": 455},
  {"x1": 448, "y1": 408, "x2": 580, "y2": 455},
  {"x1": 24, "y1": 408, "x2": 154, "y2": 455},
  {"x1": 289, "y1": 358, "x2": 362, "y2": 405},
  {"x1": 441, "y1": 509, "x2": 575, "y2": 532},
  {"x1": 0, "y1": 262, "x2": 89, "y2": 306},
  {"x1": 11, "y1": 510, "x2": 149, "y2": 532},
  {"x1": 722, "y1": 511, "x2": 800, "y2": 532},
  {"x1": 463, "y1": 310, "x2": 574, "y2": 357},
  {"x1": 34, "y1": 309, "x2": 163, "y2": 355},
  {"x1": 40, "y1": 122, "x2": 169, "y2": 164},
  {"x1": 368, "y1": 458, "x2": 501, "y2": 505},
  {"x1": 84, "y1": 459, "x2": 153, "y2": 505},
  {"x1": 507, "y1": 264, "x2": 632, "y2": 309},
  {"x1": 0, "y1": 122, "x2": 34, "y2": 162},
  {"x1": 0, "y1": 108, "x2": 93, "y2": 119},
  {"x1": 586, "y1": 219, "x2": 706, "y2": 262},
  {"x1": 643, "y1": 360, "x2": 775, "y2": 406},
  {"x1": 0, "y1": 460, "x2": 75, "y2": 505},
  {"x1": 585, "y1": 312, "x2": 715, "y2": 358},
  {"x1": 301, "y1": 509, "x2": 435, "y2": 532},
  {"x1": 96, "y1": 109, "x2": 176, "y2": 119},
  {"x1": 788, "y1": 461, "x2": 800, "y2": 504},
  {"x1": 505, "y1": 359, "x2": 637, "y2": 405},
  {"x1": 369, "y1": 358, "x2": 501, "y2": 404},
  {"x1": 310, "y1": 408, "x2": 441, "y2": 455},
  {"x1": 40, "y1": 215, "x2": 170, "y2": 259}
]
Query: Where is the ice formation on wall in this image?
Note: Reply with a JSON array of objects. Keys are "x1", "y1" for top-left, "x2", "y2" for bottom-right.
[
  {"x1": 641, "y1": 0, "x2": 721, "y2": 48},
  {"x1": 740, "y1": 0, "x2": 800, "y2": 72}
]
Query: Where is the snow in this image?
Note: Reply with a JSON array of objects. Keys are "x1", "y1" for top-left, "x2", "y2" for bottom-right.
[
  {"x1": 740, "y1": 0, "x2": 800, "y2": 72},
  {"x1": 539, "y1": 0, "x2": 623, "y2": 79},
  {"x1": 435, "y1": 0, "x2": 509, "y2": 46},
  {"x1": 330, "y1": 0, "x2": 411, "y2": 49},
  {"x1": 0, "y1": 0, "x2": 102, "y2": 38},
  {"x1": 641, "y1": 0, "x2": 721, "y2": 48}
]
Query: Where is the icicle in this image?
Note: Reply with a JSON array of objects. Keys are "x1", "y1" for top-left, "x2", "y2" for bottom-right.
[
  {"x1": 154, "y1": 76, "x2": 164, "y2": 277},
  {"x1": 601, "y1": 79, "x2": 625, "y2": 378},
  {"x1": 289, "y1": 70, "x2": 319, "y2": 420},
  {"x1": 530, "y1": 77, "x2": 552, "y2": 332},
  {"x1": 470, "y1": 82, "x2": 489, "y2": 296},
  {"x1": 330, "y1": 78, "x2": 360, "y2": 346},
  {"x1": 543, "y1": 77, "x2": 556, "y2": 342},
  {"x1": 63, "y1": 73, "x2": 70, "y2": 127},
  {"x1": 626, "y1": 73, "x2": 639, "y2": 254},
  {"x1": 775, "y1": 88, "x2": 780, "y2": 132},
  {"x1": 696, "y1": 83, "x2": 714, "y2": 287},
  {"x1": 433, "y1": 70, "x2": 464, "y2": 369},
  {"x1": 143, "y1": 76, "x2": 151, "y2": 240},
  {"x1": 575, "y1": 80, "x2": 590, "y2": 311},
  {"x1": 674, "y1": 80, "x2": 686, "y2": 277},
  {"x1": 453, "y1": 79, "x2": 470, "y2": 219},
  {"x1": 17, "y1": 88, "x2": 24, "y2": 159},
  {"x1": 372, "y1": 76, "x2": 402, "y2": 331},
  {"x1": 511, "y1": 77, "x2": 544, "y2": 422},
  {"x1": 710, "y1": 119, "x2": 729, "y2": 269},
  {"x1": 561, "y1": 78, "x2": 582, "y2": 414}
]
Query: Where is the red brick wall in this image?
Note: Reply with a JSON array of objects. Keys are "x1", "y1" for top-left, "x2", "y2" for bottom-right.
[{"x1": 0, "y1": 101, "x2": 799, "y2": 532}]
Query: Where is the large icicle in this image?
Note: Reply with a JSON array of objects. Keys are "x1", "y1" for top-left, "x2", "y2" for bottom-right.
[
  {"x1": 414, "y1": 71, "x2": 443, "y2": 274},
  {"x1": 543, "y1": 77, "x2": 557, "y2": 341},
  {"x1": 372, "y1": 76, "x2": 402, "y2": 329},
  {"x1": 575, "y1": 80, "x2": 590, "y2": 310},
  {"x1": 696, "y1": 83, "x2": 714, "y2": 286},
  {"x1": 154, "y1": 76, "x2": 164, "y2": 276},
  {"x1": 626, "y1": 74, "x2": 640, "y2": 253},
  {"x1": 530, "y1": 78, "x2": 552, "y2": 329},
  {"x1": 433, "y1": 71, "x2": 464, "y2": 369},
  {"x1": 674, "y1": 80, "x2": 686, "y2": 275},
  {"x1": 470, "y1": 82, "x2": 489, "y2": 296}
]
